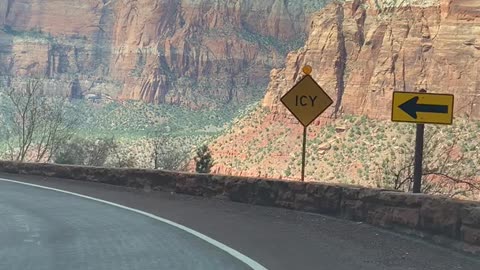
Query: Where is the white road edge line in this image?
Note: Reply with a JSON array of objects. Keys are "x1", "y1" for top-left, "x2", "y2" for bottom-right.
[{"x1": 0, "y1": 177, "x2": 268, "y2": 270}]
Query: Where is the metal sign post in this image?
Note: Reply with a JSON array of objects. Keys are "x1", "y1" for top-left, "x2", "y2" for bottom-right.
[
  {"x1": 301, "y1": 126, "x2": 307, "y2": 181},
  {"x1": 412, "y1": 89, "x2": 427, "y2": 193},
  {"x1": 412, "y1": 121, "x2": 425, "y2": 193},
  {"x1": 392, "y1": 89, "x2": 454, "y2": 193}
]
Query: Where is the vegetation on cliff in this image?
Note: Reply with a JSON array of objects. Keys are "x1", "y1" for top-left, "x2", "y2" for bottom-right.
[{"x1": 210, "y1": 105, "x2": 480, "y2": 200}]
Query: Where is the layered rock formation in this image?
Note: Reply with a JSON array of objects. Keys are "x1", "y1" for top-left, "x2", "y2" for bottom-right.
[
  {"x1": 210, "y1": 0, "x2": 480, "y2": 178},
  {"x1": 263, "y1": 0, "x2": 480, "y2": 119},
  {"x1": 0, "y1": 0, "x2": 118, "y2": 96},
  {"x1": 0, "y1": 0, "x2": 327, "y2": 108}
]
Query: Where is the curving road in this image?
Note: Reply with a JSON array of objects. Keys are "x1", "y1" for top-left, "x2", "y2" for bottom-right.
[
  {"x1": 0, "y1": 174, "x2": 479, "y2": 270},
  {"x1": 0, "y1": 179, "x2": 260, "y2": 270}
]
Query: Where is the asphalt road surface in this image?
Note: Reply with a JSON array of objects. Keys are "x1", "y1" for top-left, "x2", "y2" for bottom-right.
[
  {"x1": 0, "y1": 179, "x2": 257, "y2": 270},
  {"x1": 0, "y1": 173, "x2": 479, "y2": 270}
]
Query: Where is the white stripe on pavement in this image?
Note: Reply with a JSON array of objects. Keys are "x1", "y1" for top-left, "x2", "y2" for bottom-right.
[{"x1": 0, "y1": 177, "x2": 268, "y2": 270}]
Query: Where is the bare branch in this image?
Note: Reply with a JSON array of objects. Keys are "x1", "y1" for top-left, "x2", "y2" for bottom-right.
[
  {"x1": 381, "y1": 123, "x2": 480, "y2": 199},
  {"x1": 1, "y1": 79, "x2": 76, "y2": 163},
  {"x1": 423, "y1": 172, "x2": 480, "y2": 190},
  {"x1": 148, "y1": 132, "x2": 189, "y2": 171}
]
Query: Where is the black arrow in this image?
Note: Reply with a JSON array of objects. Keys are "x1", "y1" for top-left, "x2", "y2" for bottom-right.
[{"x1": 398, "y1": 97, "x2": 449, "y2": 119}]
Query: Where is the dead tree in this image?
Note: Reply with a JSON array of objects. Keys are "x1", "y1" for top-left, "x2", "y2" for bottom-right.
[
  {"x1": 149, "y1": 131, "x2": 189, "y2": 171},
  {"x1": 381, "y1": 126, "x2": 480, "y2": 199},
  {"x1": 0, "y1": 79, "x2": 76, "y2": 162}
]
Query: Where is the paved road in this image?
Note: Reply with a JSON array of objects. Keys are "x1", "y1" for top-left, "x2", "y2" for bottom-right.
[
  {"x1": 0, "y1": 179, "x2": 258, "y2": 270},
  {"x1": 0, "y1": 173, "x2": 479, "y2": 270}
]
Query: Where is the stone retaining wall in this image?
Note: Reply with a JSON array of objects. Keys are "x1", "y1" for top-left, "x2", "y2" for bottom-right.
[{"x1": 0, "y1": 161, "x2": 479, "y2": 255}]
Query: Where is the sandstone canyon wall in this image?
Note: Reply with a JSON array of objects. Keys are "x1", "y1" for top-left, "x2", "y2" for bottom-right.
[
  {"x1": 208, "y1": 0, "x2": 480, "y2": 178},
  {"x1": 0, "y1": 0, "x2": 328, "y2": 108},
  {"x1": 262, "y1": 0, "x2": 480, "y2": 120}
]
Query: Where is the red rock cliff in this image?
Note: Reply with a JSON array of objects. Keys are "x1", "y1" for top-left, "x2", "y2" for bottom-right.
[
  {"x1": 263, "y1": 0, "x2": 480, "y2": 119},
  {"x1": 0, "y1": 0, "x2": 327, "y2": 108}
]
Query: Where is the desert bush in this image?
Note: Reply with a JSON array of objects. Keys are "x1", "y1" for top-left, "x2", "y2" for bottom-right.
[{"x1": 54, "y1": 137, "x2": 117, "y2": 167}]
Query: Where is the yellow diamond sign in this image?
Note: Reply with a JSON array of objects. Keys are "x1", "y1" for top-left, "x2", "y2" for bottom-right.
[{"x1": 280, "y1": 75, "x2": 333, "y2": 127}]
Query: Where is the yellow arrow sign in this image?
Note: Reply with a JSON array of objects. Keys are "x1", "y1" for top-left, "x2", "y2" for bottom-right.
[
  {"x1": 281, "y1": 74, "x2": 333, "y2": 127},
  {"x1": 391, "y1": 92, "x2": 454, "y2": 125}
]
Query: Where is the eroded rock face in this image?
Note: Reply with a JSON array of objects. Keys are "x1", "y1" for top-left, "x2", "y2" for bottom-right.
[
  {"x1": 262, "y1": 0, "x2": 480, "y2": 119},
  {"x1": 0, "y1": 0, "x2": 116, "y2": 96},
  {"x1": 1, "y1": 0, "x2": 104, "y2": 36},
  {"x1": 0, "y1": 0, "x2": 327, "y2": 108}
]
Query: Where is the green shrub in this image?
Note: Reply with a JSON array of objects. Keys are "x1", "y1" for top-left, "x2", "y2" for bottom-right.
[
  {"x1": 194, "y1": 145, "x2": 214, "y2": 173},
  {"x1": 54, "y1": 137, "x2": 116, "y2": 167},
  {"x1": 283, "y1": 167, "x2": 292, "y2": 177},
  {"x1": 53, "y1": 139, "x2": 87, "y2": 165}
]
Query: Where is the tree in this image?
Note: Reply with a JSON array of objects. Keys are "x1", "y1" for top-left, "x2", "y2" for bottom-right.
[
  {"x1": 149, "y1": 131, "x2": 189, "y2": 171},
  {"x1": 0, "y1": 79, "x2": 76, "y2": 162},
  {"x1": 380, "y1": 127, "x2": 480, "y2": 199},
  {"x1": 194, "y1": 145, "x2": 214, "y2": 173},
  {"x1": 150, "y1": 132, "x2": 166, "y2": 170}
]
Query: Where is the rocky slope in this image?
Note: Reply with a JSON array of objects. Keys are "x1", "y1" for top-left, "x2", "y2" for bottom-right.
[
  {"x1": 210, "y1": 0, "x2": 480, "y2": 177},
  {"x1": 0, "y1": 0, "x2": 327, "y2": 108}
]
